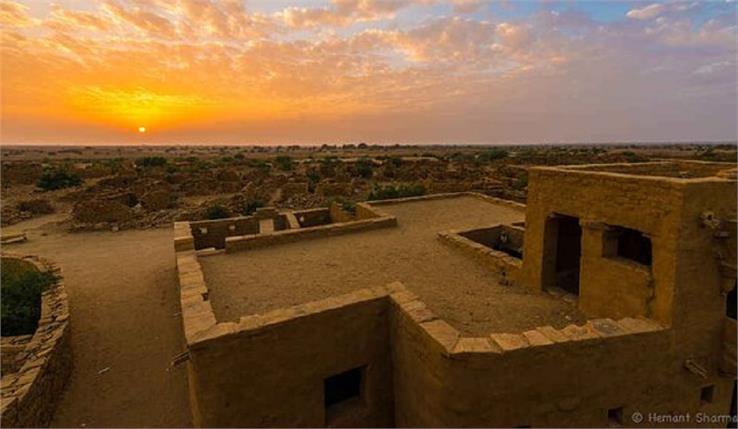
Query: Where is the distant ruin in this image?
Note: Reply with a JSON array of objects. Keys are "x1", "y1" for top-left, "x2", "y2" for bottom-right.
[{"x1": 173, "y1": 160, "x2": 737, "y2": 427}]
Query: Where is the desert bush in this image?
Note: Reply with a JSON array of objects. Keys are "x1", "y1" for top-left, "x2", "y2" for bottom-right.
[
  {"x1": 274, "y1": 156, "x2": 294, "y2": 171},
  {"x1": 512, "y1": 175, "x2": 528, "y2": 190},
  {"x1": 388, "y1": 156, "x2": 403, "y2": 167},
  {"x1": 621, "y1": 151, "x2": 648, "y2": 163},
  {"x1": 354, "y1": 157, "x2": 374, "y2": 178},
  {"x1": 242, "y1": 200, "x2": 264, "y2": 216},
  {"x1": 478, "y1": 149, "x2": 508, "y2": 162},
  {"x1": 135, "y1": 156, "x2": 167, "y2": 168},
  {"x1": 37, "y1": 169, "x2": 82, "y2": 191},
  {"x1": 319, "y1": 157, "x2": 341, "y2": 177},
  {"x1": 330, "y1": 197, "x2": 357, "y2": 214},
  {"x1": 368, "y1": 183, "x2": 425, "y2": 201},
  {"x1": 206, "y1": 205, "x2": 231, "y2": 220},
  {"x1": 248, "y1": 159, "x2": 272, "y2": 173},
  {"x1": 102, "y1": 158, "x2": 124, "y2": 173},
  {"x1": 1, "y1": 258, "x2": 58, "y2": 336},
  {"x1": 17, "y1": 199, "x2": 54, "y2": 214}
]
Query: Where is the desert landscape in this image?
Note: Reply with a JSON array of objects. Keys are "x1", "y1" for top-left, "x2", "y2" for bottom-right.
[
  {"x1": 2, "y1": 0, "x2": 737, "y2": 427},
  {"x1": 0, "y1": 142, "x2": 736, "y2": 427},
  {"x1": 2, "y1": 143, "x2": 734, "y2": 232}
]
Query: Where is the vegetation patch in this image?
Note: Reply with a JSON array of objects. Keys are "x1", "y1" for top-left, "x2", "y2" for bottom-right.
[
  {"x1": 242, "y1": 200, "x2": 265, "y2": 216},
  {"x1": 274, "y1": 156, "x2": 294, "y2": 171},
  {"x1": 1, "y1": 258, "x2": 58, "y2": 337},
  {"x1": 135, "y1": 157, "x2": 167, "y2": 168},
  {"x1": 37, "y1": 169, "x2": 82, "y2": 191},
  {"x1": 368, "y1": 183, "x2": 425, "y2": 201},
  {"x1": 206, "y1": 205, "x2": 232, "y2": 220}
]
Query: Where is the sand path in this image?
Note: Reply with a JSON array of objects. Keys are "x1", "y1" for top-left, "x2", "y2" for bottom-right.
[{"x1": 2, "y1": 216, "x2": 191, "y2": 427}]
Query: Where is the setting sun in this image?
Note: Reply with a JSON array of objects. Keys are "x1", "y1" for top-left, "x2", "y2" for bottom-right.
[{"x1": 138, "y1": 127, "x2": 146, "y2": 133}]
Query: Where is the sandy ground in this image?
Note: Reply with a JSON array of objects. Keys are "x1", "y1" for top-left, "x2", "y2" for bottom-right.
[
  {"x1": 201, "y1": 196, "x2": 586, "y2": 336},
  {"x1": 2, "y1": 216, "x2": 191, "y2": 427}
]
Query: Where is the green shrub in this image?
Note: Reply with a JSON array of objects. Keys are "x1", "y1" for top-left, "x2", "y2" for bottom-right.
[
  {"x1": 330, "y1": 197, "x2": 357, "y2": 214},
  {"x1": 388, "y1": 156, "x2": 403, "y2": 167},
  {"x1": 306, "y1": 168, "x2": 321, "y2": 183},
  {"x1": 242, "y1": 200, "x2": 264, "y2": 216},
  {"x1": 274, "y1": 156, "x2": 294, "y2": 171},
  {"x1": 354, "y1": 157, "x2": 374, "y2": 178},
  {"x1": 512, "y1": 175, "x2": 528, "y2": 190},
  {"x1": 206, "y1": 205, "x2": 231, "y2": 219},
  {"x1": 1, "y1": 259, "x2": 58, "y2": 336},
  {"x1": 621, "y1": 151, "x2": 648, "y2": 163},
  {"x1": 368, "y1": 184, "x2": 425, "y2": 201},
  {"x1": 135, "y1": 156, "x2": 167, "y2": 168},
  {"x1": 36, "y1": 169, "x2": 82, "y2": 191},
  {"x1": 478, "y1": 149, "x2": 508, "y2": 162},
  {"x1": 319, "y1": 157, "x2": 340, "y2": 177}
]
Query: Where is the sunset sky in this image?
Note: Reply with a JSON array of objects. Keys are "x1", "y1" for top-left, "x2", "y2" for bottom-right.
[{"x1": 1, "y1": 0, "x2": 736, "y2": 145}]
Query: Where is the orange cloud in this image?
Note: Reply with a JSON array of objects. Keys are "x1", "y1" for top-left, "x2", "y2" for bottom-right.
[{"x1": 0, "y1": 0, "x2": 736, "y2": 144}]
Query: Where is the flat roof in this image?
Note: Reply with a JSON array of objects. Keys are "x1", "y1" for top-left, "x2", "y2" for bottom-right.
[
  {"x1": 200, "y1": 196, "x2": 585, "y2": 336},
  {"x1": 556, "y1": 160, "x2": 736, "y2": 180}
]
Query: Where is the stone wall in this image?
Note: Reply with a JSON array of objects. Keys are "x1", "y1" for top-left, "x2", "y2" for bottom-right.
[
  {"x1": 0, "y1": 255, "x2": 72, "y2": 428},
  {"x1": 189, "y1": 216, "x2": 260, "y2": 250},
  {"x1": 225, "y1": 215, "x2": 397, "y2": 253},
  {"x1": 438, "y1": 226, "x2": 523, "y2": 285},
  {"x1": 177, "y1": 280, "x2": 735, "y2": 427},
  {"x1": 186, "y1": 288, "x2": 395, "y2": 427},
  {"x1": 389, "y1": 285, "x2": 734, "y2": 427},
  {"x1": 294, "y1": 208, "x2": 331, "y2": 227},
  {"x1": 521, "y1": 166, "x2": 736, "y2": 326},
  {"x1": 328, "y1": 202, "x2": 354, "y2": 223}
]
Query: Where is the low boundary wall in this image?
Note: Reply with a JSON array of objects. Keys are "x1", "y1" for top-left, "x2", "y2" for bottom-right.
[
  {"x1": 438, "y1": 226, "x2": 523, "y2": 285},
  {"x1": 0, "y1": 254, "x2": 72, "y2": 428}
]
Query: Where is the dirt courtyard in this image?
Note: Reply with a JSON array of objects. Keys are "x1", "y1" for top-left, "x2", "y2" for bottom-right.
[
  {"x1": 200, "y1": 196, "x2": 586, "y2": 336},
  {"x1": 2, "y1": 216, "x2": 191, "y2": 427}
]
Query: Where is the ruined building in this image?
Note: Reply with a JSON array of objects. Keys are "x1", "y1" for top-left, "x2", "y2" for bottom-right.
[{"x1": 173, "y1": 160, "x2": 737, "y2": 427}]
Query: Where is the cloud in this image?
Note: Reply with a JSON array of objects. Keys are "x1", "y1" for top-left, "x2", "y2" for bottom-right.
[
  {"x1": 0, "y1": 0, "x2": 34, "y2": 27},
  {"x1": 46, "y1": 5, "x2": 112, "y2": 32},
  {"x1": 626, "y1": 3, "x2": 665, "y2": 20},
  {"x1": 452, "y1": 0, "x2": 485, "y2": 14},
  {"x1": 1, "y1": 0, "x2": 736, "y2": 143},
  {"x1": 278, "y1": 0, "x2": 412, "y2": 28},
  {"x1": 102, "y1": 0, "x2": 177, "y2": 38}
]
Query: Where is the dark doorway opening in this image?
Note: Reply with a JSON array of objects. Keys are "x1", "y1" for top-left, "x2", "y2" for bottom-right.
[
  {"x1": 324, "y1": 366, "x2": 364, "y2": 409},
  {"x1": 603, "y1": 226, "x2": 652, "y2": 266},
  {"x1": 727, "y1": 281, "x2": 736, "y2": 320},
  {"x1": 552, "y1": 215, "x2": 582, "y2": 295}
]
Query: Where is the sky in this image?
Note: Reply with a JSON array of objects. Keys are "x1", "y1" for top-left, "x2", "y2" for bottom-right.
[{"x1": 0, "y1": 0, "x2": 736, "y2": 145}]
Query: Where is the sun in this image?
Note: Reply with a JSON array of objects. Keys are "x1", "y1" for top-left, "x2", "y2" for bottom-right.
[{"x1": 138, "y1": 126, "x2": 146, "y2": 133}]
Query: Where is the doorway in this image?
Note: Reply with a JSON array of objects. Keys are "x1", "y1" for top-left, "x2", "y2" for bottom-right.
[{"x1": 543, "y1": 214, "x2": 582, "y2": 295}]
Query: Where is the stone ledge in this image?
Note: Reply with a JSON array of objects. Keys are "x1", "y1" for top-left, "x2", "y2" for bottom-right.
[
  {"x1": 224, "y1": 215, "x2": 397, "y2": 253},
  {"x1": 437, "y1": 228, "x2": 522, "y2": 284}
]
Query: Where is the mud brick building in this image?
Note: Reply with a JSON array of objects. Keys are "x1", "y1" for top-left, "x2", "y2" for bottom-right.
[{"x1": 173, "y1": 160, "x2": 737, "y2": 427}]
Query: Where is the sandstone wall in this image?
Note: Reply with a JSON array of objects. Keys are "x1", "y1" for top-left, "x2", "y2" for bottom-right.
[
  {"x1": 522, "y1": 167, "x2": 688, "y2": 324},
  {"x1": 0, "y1": 255, "x2": 72, "y2": 428},
  {"x1": 437, "y1": 227, "x2": 522, "y2": 285},
  {"x1": 329, "y1": 202, "x2": 354, "y2": 223},
  {"x1": 180, "y1": 281, "x2": 734, "y2": 428},
  {"x1": 189, "y1": 216, "x2": 259, "y2": 250},
  {"x1": 225, "y1": 216, "x2": 397, "y2": 253},
  {"x1": 186, "y1": 290, "x2": 395, "y2": 427},
  {"x1": 294, "y1": 208, "x2": 331, "y2": 227}
]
